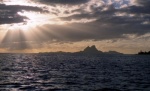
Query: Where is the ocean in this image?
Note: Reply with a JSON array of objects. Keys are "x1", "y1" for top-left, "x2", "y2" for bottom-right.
[{"x1": 0, "y1": 54, "x2": 150, "y2": 91}]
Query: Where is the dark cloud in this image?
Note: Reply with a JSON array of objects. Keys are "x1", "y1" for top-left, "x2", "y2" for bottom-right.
[
  {"x1": 43, "y1": 22, "x2": 149, "y2": 42},
  {"x1": 0, "y1": 4, "x2": 48, "y2": 24},
  {"x1": 121, "y1": 5, "x2": 150, "y2": 14},
  {"x1": 1, "y1": 20, "x2": 150, "y2": 50},
  {"x1": 2, "y1": 20, "x2": 150, "y2": 44},
  {"x1": 58, "y1": 0, "x2": 150, "y2": 40},
  {"x1": 31, "y1": 0, "x2": 150, "y2": 42},
  {"x1": 116, "y1": 0, "x2": 150, "y2": 14},
  {"x1": 136, "y1": 0, "x2": 150, "y2": 6},
  {"x1": 2, "y1": 0, "x2": 150, "y2": 42},
  {"x1": 1, "y1": 0, "x2": 150, "y2": 51},
  {"x1": 34, "y1": 0, "x2": 89, "y2": 5},
  {"x1": 0, "y1": 16, "x2": 28, "y2": 24},
  {"x1": 0, "y1": 4, "x2": 47, "y2": 12}
]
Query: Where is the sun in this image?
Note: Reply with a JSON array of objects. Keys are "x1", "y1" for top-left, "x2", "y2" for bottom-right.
[
  {"x1": 18, "y1": 11, "x2": 52, "y2": 25},
  {"x1": 17, "y1": 12, "x2": 40, "y2": 24}
]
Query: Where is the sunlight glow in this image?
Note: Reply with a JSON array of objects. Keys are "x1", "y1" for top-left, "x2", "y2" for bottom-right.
[
  {"x1": 6, "y1": 12, "x2": 50, "y2": 31},
  {"x1": 17, "y1": 12, "x2": 48, "y2": 25},
  {"x1": 8, "y1": 23, "x2": 30, "y2": 31},
  {"x1": 3, "y1": 0, "x2": 32, "y2": 6}
]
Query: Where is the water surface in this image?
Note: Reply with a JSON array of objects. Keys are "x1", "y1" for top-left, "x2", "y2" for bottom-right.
[{"x1": 0, "y1": 54, "x2": 150, "y2": 91}]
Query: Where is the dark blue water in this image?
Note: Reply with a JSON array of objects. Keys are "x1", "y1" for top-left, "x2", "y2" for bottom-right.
[{"x1": 0, "y1": 54, "x2": 150, "y2": 91}]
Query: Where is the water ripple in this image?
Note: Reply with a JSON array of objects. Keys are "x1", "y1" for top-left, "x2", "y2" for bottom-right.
[{"x1": 0, "y1": 54, "x2": 150, "y2": 91}]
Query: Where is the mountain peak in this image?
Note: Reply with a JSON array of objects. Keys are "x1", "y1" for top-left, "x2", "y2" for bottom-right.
[{"x1": 83, "y1": 45, "x2": 100, "y2": 53}]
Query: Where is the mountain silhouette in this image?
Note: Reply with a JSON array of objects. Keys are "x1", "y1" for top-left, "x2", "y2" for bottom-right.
[
  {"x1": 39, "y1": 45, "x2": 123, "y2": 55},
  {"x1": 82, "y1": 45, "x2": 102, "y2": 54},
  {"x1": 138, "y1": 51, "x2": 150, "y2": 55}
]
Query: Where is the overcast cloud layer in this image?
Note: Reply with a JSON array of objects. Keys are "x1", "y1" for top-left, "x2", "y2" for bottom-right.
[
  {"x1": 0, "y1": 0, "x2": 150, "y2": 53},
  {"x1": 34, "y1": 0, "x2": 89, "y2": 5}
]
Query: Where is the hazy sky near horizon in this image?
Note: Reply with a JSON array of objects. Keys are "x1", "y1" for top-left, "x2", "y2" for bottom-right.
[{"x1": 0, "y1": 0, "x2": 150, "y2": 54}]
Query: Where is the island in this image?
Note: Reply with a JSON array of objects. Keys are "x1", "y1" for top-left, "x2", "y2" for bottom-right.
[
  {"x1": 39, "y1": 45, "x2": 123, "y2": 55},
  {"x1": 138, "y1": 51, "x2": 150, "y2": 55}
]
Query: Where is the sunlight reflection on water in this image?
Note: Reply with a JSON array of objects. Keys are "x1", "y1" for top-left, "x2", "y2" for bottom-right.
[{"x1": 0, "y1": 54, "x2": 150, "y2": 91}]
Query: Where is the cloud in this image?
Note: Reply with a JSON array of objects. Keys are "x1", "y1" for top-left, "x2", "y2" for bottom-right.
[
  {"x1": 0, "y1": 0, "x2": 150, "y2": 52},
  {"x1": 34, "y1": 0, "x2": 89, "y2": 5},
  {"x1": 26, "y1": 0, "x2": 149, "y2": 43},
  {"x1": 0, "y1": 4, "x2": 48, "y2": 24},
  {"x1": 56, "y1": 0, "x2": 150, "y2": 37},
  {"x1": 2, "y1": 0, "x2": 150, "y2": 42},
  {"x1": 0, "y1": 4, "x2": 47, "y2": 12},
  {"x1": 136, "y1": 0, "x2": 150, "y2": 6}
]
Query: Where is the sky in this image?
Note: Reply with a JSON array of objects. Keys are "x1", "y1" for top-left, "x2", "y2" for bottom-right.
[{"x1": 0, "y1": 0, "x2": 150, "y2": 54}]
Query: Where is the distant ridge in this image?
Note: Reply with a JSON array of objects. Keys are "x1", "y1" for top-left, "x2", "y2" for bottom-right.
[
  {"x1": 138, "y1": 51, "x2": 150, "y2": 55},
  {"x1": 105, "y1": 51, "x2": 123, "y2": 55},
  {"x1": 39, "y1": 45, "x2": 123, "y2": 55},
  {"x1": 75, "y1": 45, "x2": 122, "y2": 55}
]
